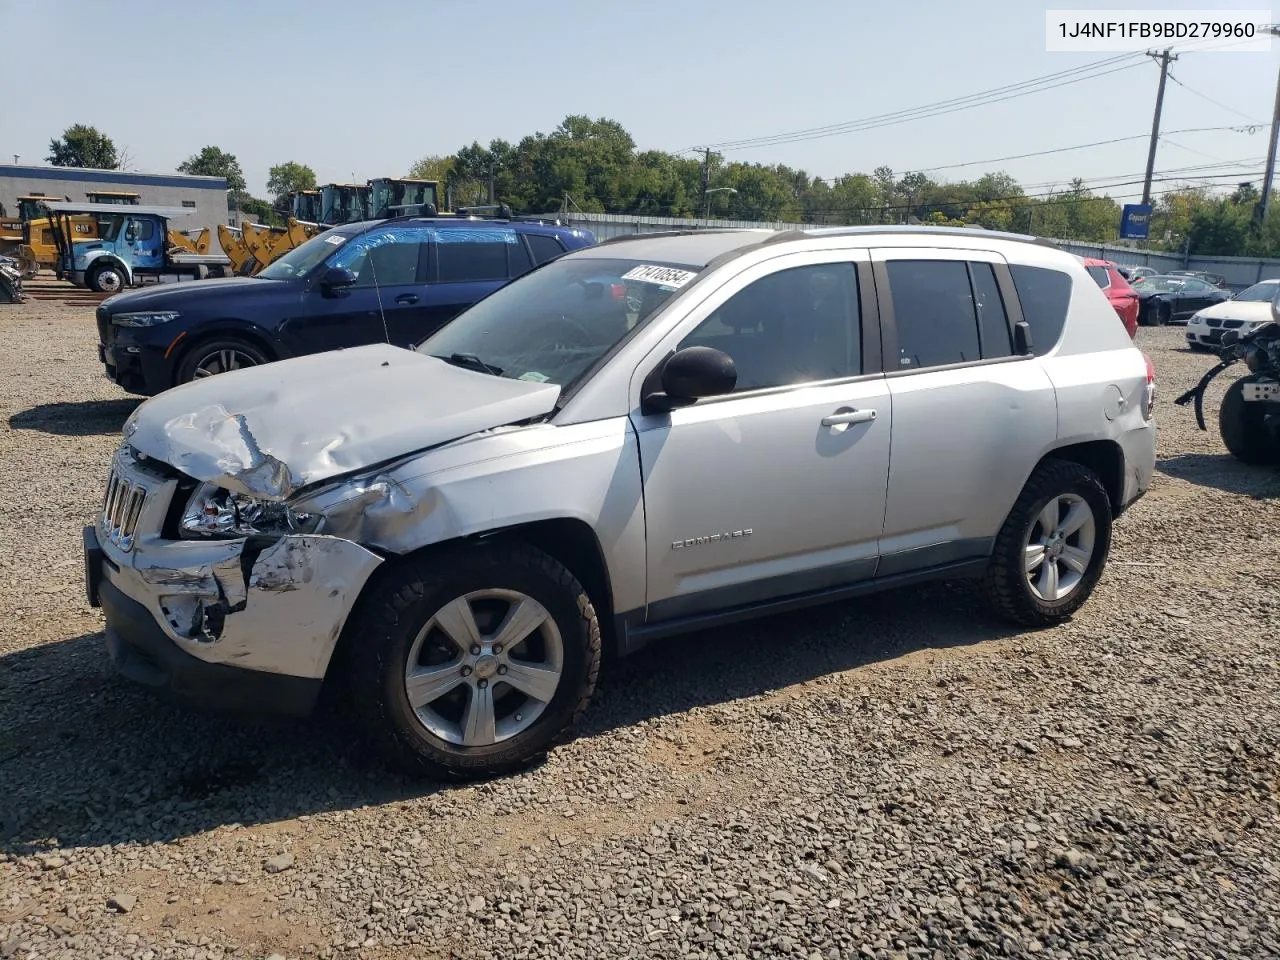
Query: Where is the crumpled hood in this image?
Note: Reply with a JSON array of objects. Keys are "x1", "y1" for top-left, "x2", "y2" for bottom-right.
[
  {"x1": 124, "y1": 344, "x2": 560, "y2": 500},
  {"x1": 1189, "y1": 299, "x2": 1273, "y2": 323}
]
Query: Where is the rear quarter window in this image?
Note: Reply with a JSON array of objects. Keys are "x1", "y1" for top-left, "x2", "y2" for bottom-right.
[{"x1": 1009, "y1": 264, "x2": 1072, "y2": 357}]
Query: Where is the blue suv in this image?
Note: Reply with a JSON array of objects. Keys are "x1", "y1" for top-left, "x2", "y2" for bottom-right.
[{"x1": 95, "y1": 217, "x2": 596, "y2": 395}]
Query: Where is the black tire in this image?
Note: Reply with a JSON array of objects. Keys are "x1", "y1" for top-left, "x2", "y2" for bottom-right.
[
  {"x1": 87, "y1": 261, "x2": 126, "y2": 294},
  {"x1": 1152, "y1": 302, "x2": 1170, "y2": 327},
  {"x1": 982, "y1": 460, "x2": 1113, "y2": 628},
  {"x1": 346, "y1": 542, "x2": 601, "y2": 779},
  {"x1": 1219, "y1": 376, "x2": 1280, "y2": 465},
  {"x1": 174, "y1": 337, "x2": 269, "y2": 385}
]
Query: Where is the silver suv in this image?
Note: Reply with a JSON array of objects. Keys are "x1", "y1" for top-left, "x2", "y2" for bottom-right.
[{"x1": 84, "y1": 227, "x2": 1157, "y2": 777}]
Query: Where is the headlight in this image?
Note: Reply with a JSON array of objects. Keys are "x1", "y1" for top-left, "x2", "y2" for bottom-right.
[
  {"x1": 1187, "y1": 312, "x2": 1204, "y2": 325},
  {"x1": 180, "y1": 483, "x2": 321, "y2": 538},
  {"x1": 112, "y1": 311, "x2": 181, "y2": 327}
]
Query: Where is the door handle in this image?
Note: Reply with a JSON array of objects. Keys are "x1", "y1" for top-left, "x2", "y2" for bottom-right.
[
  {"x1": 395, "y1": 293, "x2": 419, "y2": 305},
  {"x1": 822, "y1": 407, "x2": 877, "y2": 427}
]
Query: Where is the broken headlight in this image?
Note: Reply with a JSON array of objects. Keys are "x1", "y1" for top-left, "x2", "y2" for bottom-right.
[{"x1": 180, "y1": 483, "x2": 321, "y2": 538}]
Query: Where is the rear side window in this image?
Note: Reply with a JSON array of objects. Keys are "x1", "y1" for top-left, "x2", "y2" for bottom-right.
[
  {"x1": 886, "y1": 260, "x2": 981, "y2": 369},
  {"x1": 436, "y1": 230, "x2": 515, "y2": 283},
  {"x1": 526, "y1": 234, "x2": 566, "y2": 265},
  {"x1": 1009, "y1": 265, "x2": 1072, "y2": 356},
  {"x1": 1086, "y1": 265, "x2": 1111, "y2": 289}
]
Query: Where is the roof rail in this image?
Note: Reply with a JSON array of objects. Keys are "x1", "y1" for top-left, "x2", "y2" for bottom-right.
[{"x1": 763, "y1": 224, "x2": 1064, "y2": 250}]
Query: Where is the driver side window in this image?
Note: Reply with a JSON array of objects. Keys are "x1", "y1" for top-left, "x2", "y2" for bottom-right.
[
  {"x1": 677, "y1": 263, "x2": 861, "y2": 392},
  {"x1": 328, "y1": 226, "x2": 426, "y2": 287}
]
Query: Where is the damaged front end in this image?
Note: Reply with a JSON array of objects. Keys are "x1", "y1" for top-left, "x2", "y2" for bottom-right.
[{"x1": 88, "y1": 444, "x2": 384, "y2": 710}]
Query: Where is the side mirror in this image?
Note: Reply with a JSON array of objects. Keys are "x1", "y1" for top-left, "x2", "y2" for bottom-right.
[
  {"x1": 641, "y1": 346, "x2": 737, "y2": 414},
  {"x1": 1013, "y1": 320, "x2": 1034, "y2": 356},
  {"x1": 319, "y1": 266, "x2": 357, "y2": 296}
]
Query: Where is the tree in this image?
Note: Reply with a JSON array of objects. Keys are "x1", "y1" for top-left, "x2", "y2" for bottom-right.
[
  {"x1": 47, "y1": 124, "x2": 118, "y2": 169},
  {"x1": 266, "y1": 161, "x2": 317, "y2": 209},
  {"x1": 407, "y1": 154, "x2": 455, "y2": 183},
  {"x1": 178, "y1": 145, "x2": 247, "y2": 203}
]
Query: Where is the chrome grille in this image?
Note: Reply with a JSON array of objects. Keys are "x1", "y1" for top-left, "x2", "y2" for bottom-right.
[
  {"x1": 1205, "y1": 318, "x2": 1221, "y2": 328},
  {"x1": 101, "y1": 466, "x2": 147, "y2": 550}
]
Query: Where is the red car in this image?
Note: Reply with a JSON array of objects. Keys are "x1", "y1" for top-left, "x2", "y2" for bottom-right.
[{"x1": 1082, "y1": 257, "x2": 1139, "y2": 338}]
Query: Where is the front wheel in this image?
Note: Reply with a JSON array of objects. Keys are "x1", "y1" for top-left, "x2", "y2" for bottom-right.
[
  {"x1": 1219, "y1": 376, "x2": 1280, "y2": 465},
  {"x1": 983, "y1": 460, "x2": 1113, "y2": 628},
  {"x1": 348, "y1": 542, "x2": 602, "y2": 779},
  {"x1": 87, "y1": 262, "x2": 126, "y2": 293},
  {"x1": 174, "y1": 337, "x2": 269, "y2": 384}
]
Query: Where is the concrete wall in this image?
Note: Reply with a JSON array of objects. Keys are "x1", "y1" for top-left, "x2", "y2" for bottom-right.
[{"x1": 0, "y1": 164, "x2": 230, "y2": 254}]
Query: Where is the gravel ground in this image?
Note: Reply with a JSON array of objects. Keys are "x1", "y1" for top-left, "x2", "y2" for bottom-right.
[{"x1": 1, "y1": 302, "x2": 1278, "y2": 960}]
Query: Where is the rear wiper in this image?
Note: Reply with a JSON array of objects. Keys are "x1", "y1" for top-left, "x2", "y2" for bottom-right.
[{"x1": 432, "y1": 352, "x2": 504, "y2": 376}]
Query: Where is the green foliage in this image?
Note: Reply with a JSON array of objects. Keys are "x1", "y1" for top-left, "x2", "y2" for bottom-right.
[
  {"x1": 266, "y1": 161, "x2": 317, "y2": 209},
  {"x1": 178, "y1": 146, "x2": 248, "y2": 203},
  {"x1": 237, "y1": 196, "x2": 282, "y2": 227},
  {"x1": 237, "y1": 115, "x2": 1280, "y2": 255},
  {"x1": 47, "y1": 124, "x2": 118, "y2": 169}
]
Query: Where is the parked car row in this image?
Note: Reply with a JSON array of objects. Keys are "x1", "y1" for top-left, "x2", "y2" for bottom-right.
[{"x1": 86, "y1": 224, "x2": 1157, "y2": 778}]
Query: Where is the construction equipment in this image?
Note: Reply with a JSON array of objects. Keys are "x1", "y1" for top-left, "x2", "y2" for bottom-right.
[
  {"x1": 214, "y1": 179, "x2": 445, "y2": 277},
  {"x1": 85, "y1": 190, "x2": 141, "y2": 206},
  {"x1": 45, "y1": 201, "x2": 231, "y2": 291},
  {"x1": 320, "y1": 182, "x2": 370, "y2": 225},
  {"x1": 291, "y1": 189, "x2": 321, "y2": 222},
  {"x1": 368, "y1": 177, "x2": 439, "y2": 218}
]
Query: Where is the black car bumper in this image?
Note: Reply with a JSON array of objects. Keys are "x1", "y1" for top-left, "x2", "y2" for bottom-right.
[
  {"x1": 86, "y1": 526, "x2": 321, "y2": 717},
  {"x1": 99, "y1": 339, "x2": 172, "y2": 396}
]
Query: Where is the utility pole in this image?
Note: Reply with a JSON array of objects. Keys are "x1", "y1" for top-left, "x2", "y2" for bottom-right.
[
  {"x1": 1255, "y1": 25, "x2": 1280, "y2": 223},
  {"x1": 700, "y1": 148, "x2": 711, "y2": 220},
  {"x1": 1141, "y1": 48, "x2": 1177, "y2": 207}
]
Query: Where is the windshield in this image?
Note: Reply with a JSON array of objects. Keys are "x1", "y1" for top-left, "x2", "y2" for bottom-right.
[
  {"x1": 1233, "y1": 282, "x2": 1278, "y2": 302},
  {"x1": 1086, "y1": 265, "x2": 1111, "y2": 289},
  {"x1": 417, "y1": 256, "x2": 702, "y2": 390},
  {"x1": 257, "y1": 227, "x2": 355, "y2": 279}
]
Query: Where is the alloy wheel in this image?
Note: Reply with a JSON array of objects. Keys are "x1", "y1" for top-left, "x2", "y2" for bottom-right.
[
  {"x1": 403, "y1": 589, "x2": 564, "y2": 747},
  {"x1": 193, "y1": 348, "x2": 259, "y2": 378},
  {"x1": 1023, "y1": 493, "x2": 1096, "y2": 602}
]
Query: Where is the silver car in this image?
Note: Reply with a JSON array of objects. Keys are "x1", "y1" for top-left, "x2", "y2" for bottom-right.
[{"x1": 84, "y1": 226, "x2": 1157, "y2": 777}]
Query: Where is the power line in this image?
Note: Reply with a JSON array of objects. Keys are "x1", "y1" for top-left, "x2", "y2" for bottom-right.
[
  {"x1": 683, "y1": 53, "x2": 1146, "y2": 153},
  {"x1": 1166, "y1": 71, "x2": 1267, "y2": 125},
  {"x1": 804, "y1": 125, "x2": 1258, "y2": 182}
]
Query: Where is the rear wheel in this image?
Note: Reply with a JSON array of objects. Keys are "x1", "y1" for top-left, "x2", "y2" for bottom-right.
[
  {"x1": 1219, "y1": 376, "x2": 1280, "y2": 465},
  {"x1": 347, "y1": 542, "x2": 601, "y2": 779},
  {"x1": 983, "y1": 460, "x2": 1113, "y2": 628},
  {"x1": 175, "y1": 337, "x2": 269, "y2": 385},
  {"x1": 87, "y1": 262, "x2": 125, "y2": 293}
]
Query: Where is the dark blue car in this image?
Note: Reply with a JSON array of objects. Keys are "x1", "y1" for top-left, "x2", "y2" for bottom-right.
[{"x1": 95, "y1": 217, "x2": 596, "y2": 395}]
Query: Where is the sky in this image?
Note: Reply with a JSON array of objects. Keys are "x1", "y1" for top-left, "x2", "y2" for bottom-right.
[{"x1": 1, "y1": 0, "x2": 1276, "y2": 207}]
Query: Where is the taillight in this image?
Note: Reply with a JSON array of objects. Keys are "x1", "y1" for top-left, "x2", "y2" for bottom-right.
[
  {"x1": 1142, "y1": 352, "x2": 1156, "y2": 420},
  {"x1": 610, "y1": 283, "x2": 626, "y2": 300}
]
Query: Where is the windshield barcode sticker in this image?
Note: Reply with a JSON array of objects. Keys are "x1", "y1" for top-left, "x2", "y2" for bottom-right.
[
  {"x1": 323, "y1": 235, "x2": 346, "y2": 245},
  {"x1": 621, "y1": 265, "x2": 697, "y2": 288}
]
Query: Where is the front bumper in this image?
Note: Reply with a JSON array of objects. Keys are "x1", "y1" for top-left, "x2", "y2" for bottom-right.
[
  {"x1": 98, "y1": 335, "x2": 172, "y2": 396},
  {"x1": 85, "y1": 461, "x2": 384, "y2": 715},
  {"x1": 1185, "y1": 325, "x2": 1223, "y2": 349}
]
